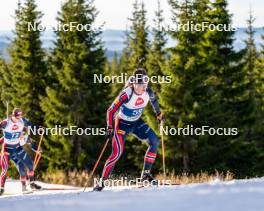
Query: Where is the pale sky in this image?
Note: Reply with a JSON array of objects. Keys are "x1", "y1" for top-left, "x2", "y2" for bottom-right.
[{"x1": 0, "y1": 0, "x2": 263, "y2": 31}]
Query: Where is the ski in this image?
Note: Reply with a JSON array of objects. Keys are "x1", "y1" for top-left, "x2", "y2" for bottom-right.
[
  {"x1": 90, "y1": 182, "x2": 181, "y2": 192},
  {"x1": 37, "y1": 187, "x2": 81, "y2": 191},
  {"x1": 1, "y1": 192, "x2": 15, "y2": 196},
  {"x1": 136, "y1": 182, "x2": 181, "y2": 189},
  {"x1": 1, "y1": 191, "x2": 32, "y2": 197},
  {"x1": 0, "y1": 187, "x2": 81, "y2": 198},
  {"x1": 23, "y1": 190, "x2": 34, "y2": 194}
]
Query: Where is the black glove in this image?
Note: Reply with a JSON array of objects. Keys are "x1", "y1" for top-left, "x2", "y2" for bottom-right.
[
  {"x1": 106, "y1": 125, "x2": 114, "y2": 139},
  {"x1": 30, "y1": 141, "x2": 38, "y2": 152}
]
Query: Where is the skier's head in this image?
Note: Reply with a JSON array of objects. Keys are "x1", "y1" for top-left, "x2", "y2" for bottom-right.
[
  {"x1": 132, "y1": 68, "x2": 149, "y2": 94},
  {"x1": 12, "y1": 108, "x2": 23, "y2": 119}
]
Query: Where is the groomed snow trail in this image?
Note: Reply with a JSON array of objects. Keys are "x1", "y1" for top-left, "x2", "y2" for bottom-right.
[{"x1": 1, "y1": 178, "x2": 264, "y2": 211}]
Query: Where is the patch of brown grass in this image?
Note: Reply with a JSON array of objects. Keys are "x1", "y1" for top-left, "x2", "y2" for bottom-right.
[
  {"x1": 41, "y1": 170, "x2": 94, "y2": 187},
  {"x1": 41, "y1": 170, "x2": 234, "y2": 187},
  {"x1": 156, "y1": 170, "x2": 234, "y2": 184}
]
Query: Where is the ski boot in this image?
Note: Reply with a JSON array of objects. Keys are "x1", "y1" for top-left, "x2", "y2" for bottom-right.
[
  {"x1": 0, "y1": 187, "x2": 4, "y2": 196},
  {"x1": 93, "y1": 179, "x2": 105, "y2": 192},
  {"x1": 30, "y1": 182, "x2": 42, "y2": 190},
  {"x1": 29, "y1": 175, "x2": 42, "y2": 190},
  {"x1": 22, "y1": 184, "x2": 33, "y2": 194},
  {"x1": 141, "y1": 170, "x2": 158, "y2": 186}
]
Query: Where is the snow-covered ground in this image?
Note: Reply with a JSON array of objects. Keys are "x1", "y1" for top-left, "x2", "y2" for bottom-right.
[{"x1": 1, "y1": 178, "x2": 264, "y2": 211}]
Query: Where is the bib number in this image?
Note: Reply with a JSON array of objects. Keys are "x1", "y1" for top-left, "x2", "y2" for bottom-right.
[{"x1": 132, "y1": 108, "x2": 143, "y2": 116}]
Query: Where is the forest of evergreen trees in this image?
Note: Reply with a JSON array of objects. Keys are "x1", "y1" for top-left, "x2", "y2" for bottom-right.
[{"x1": 0, "y1": 0, "x2": 263, "y2": 179}]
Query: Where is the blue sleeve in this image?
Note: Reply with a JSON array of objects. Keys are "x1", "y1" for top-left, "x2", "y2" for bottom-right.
[{"x1": 147, "y1": 87, "x2": 161, "y2": 115}]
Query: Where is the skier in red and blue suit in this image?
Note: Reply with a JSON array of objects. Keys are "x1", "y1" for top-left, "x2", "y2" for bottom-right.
[
  {"x1": 94, "y1": 68, "x2": 164, "y2": 191},
  {"x1": 0, "y1": 108, "x2": 42, "y2": 195}
]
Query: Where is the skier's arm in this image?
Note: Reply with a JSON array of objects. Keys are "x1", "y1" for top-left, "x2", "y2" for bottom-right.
[
  {"x1": 16, "y1": 129, "x2": 38, "y2": 152},
  {"x1": 27, "y1": 137, "x2": 38, "y2": 152},
  {"x1": 0, "y1": 120, "x2": 7, "y2": 129},
  {"x1": 147, "y1": 87, "x2": 161, "y2": 116},
  {"x1": 107, "y1": 91, "x2": 129, "y2": 127},
  {"x1": 22, "y1": 118, "x2": 40, "y2": 131},
  {"x1": 0, "y1": 120, "x2": 7, "y2": 144},
  {"x1": 21, "y1": 119, "x2": 43, "y2": 153}
]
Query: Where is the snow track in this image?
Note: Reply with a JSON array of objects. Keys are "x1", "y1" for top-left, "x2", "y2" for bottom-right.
[{"x1": 1, "y1": 178, "x2": 264, "y2": 211}]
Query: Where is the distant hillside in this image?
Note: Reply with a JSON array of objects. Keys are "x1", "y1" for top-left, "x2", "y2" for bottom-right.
[{"x1": 0, "y1": 28, "x2": 263, "y2": 61}]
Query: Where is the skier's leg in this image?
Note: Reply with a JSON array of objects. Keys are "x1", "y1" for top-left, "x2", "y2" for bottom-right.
[
  {"x1": 0, "y1": 144, "x2": 9, "y2": 191},
  {"x1": 94, "y1": 134, "x2": 124, "y2": 191},
  {"x1": 11, "y1": 154, "x2": 27, "y2": 187},
  {"x1": 133, "y1": 119, "x2": 160, "y2": 175},
  {"x1": 12, "y1": 152, "x2": 35, "y2": 193},
  {"x1": 19, "y1": 148, "x2": 42, "y2": 190},
  {"x1": 17, "y1": 147, "x2": 34, "y2": 179},
  {"x1": 101, "y1": 130, "x2": 126, "y2": 180},
  {"x1": 15, "y1": 145, "x2": 41, "y2": 189},
  {"x1": 93, "y1": 119, "x2": 132, "y2": 191},
  {"x1": 94, "y1": 118, "x2": 137, "y2": 191},
  {"x1": 101, "y1": 118, "x2": 132, "y2": 180}
]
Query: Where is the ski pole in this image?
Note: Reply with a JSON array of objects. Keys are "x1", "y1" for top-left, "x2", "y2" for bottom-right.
[
  {"x1": 33, "y1": 133, "x2": 44, "y2": 171},
  {"x1": 82, "y1": 138, "x2": 110, "y2": 193},
  {"x1": 6, "y1": 101, "x2": 9, "y2": 119},
  {"x1": 160, "y1": 120, "x2": 166, "y2": 179}
]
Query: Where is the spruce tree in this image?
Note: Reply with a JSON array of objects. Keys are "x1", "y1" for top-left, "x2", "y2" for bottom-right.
[
  {"x1": 160, "y1": 0, "x2": 205, "y2": 172},
  {"x1": 208, "y1": 0, "x2": 247, "y2": 127},
  {"x1": 145, "y1": 0, "x2": 167, "y2": 118},
  {"x1": 3, "y1": 0, "x2": 46, "y2": 124},
  {"x1": 243, "y1": 8, "x2": 258, "y2": 141},
  {"x1": 146, "y1": 0, "x2": 167, "y2": 92},
  {"x1": 194, "y1": 0, "x2": 258, "y2": 176},
  {"x1": 257, "y1": 48, "x2": 264, "y2": 116},
  {"x1": 41, "y1": 0, "x2": 106, "y2": 170},
  {"x1": 107, "y1": 52, "x2": 123, "y2": 99},
  {"x1": 254, "y1": 11, "x2": 264, "y2": 173},
  {"x1": 0, "y1": 57, "x2": 10, "y2": 119},
  {"x1": 255, "y1": 11, "x2": 264, "y2": 131},
  {"x1": 257, "y1": 31, "x2": 264, "y2": 116},
  {"x1": 127, "y1": 0, "x2": 149, "y2": 72}
]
